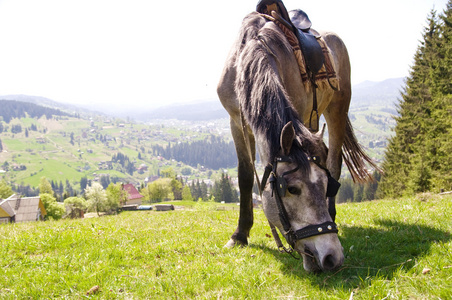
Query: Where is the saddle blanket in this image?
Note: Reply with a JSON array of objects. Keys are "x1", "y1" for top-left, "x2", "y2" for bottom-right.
[{"x1": 263, "y1": 14, "x2": 339, "y2": 92}]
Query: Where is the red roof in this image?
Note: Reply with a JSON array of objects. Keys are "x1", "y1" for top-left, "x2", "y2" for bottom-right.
[{"x1": 122, "y1": 184, "x2": 143, "y2": 200}]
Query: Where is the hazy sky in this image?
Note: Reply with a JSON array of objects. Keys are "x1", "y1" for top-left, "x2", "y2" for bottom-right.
[{"x1": 0, "y1": 0, "x2": 449, "y2": 110}]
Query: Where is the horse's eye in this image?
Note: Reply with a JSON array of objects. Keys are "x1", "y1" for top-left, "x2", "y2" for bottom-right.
[{"x1": 287, "y1": 186, "x2": 301, "y2": 195}]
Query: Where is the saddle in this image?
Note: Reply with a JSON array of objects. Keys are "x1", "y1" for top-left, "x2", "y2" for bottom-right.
[{"x1": 256, "y1": 0, "x2": 324, "y2": 75}]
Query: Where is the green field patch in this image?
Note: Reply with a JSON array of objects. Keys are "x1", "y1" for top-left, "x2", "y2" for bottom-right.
[
  {"x1": 19, "y1": 158, "x2": 85, "y2": 186},
  {"x1": 2, "y1": 138, "x2": 29, "y2": 151}
]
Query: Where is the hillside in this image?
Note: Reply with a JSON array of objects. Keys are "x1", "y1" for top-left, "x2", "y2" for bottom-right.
[
  {"x1": 0, "y1": 94, "x2": 104, "y2": 117},
  {"x1": 346, "y1": 78, "x2": 404, "y2": 164},
  {"x1": 0, "y1": 100, "x2": 71, "y2": 123},
  {"x1": 0, "y1": 110, "x2": 232, "y2": 195}
]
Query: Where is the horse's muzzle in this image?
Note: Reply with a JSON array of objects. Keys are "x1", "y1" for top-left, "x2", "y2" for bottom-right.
[{"x1": 298, "y1": 236, "x2": 344, "y2": 272}]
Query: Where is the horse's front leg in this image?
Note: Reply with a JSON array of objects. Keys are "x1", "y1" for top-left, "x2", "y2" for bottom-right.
[{"x1": 225, "y1": 118, "x2": 255, "y2": 247}]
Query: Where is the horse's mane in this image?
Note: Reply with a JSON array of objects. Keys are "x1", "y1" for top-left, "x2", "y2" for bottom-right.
[
  {"x1": 235, "y1": 13, "x2": 316, "y2": 170},
  {"x1": 234, "y1": 12, "x2": 380, "y2": 183}
]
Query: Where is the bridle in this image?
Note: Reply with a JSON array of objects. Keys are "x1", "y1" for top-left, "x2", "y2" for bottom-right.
[
  {"x1": 260, "y1": 154, "x2": 341, "y2": 252},
  {"x1": 238, "y1": 110, "x2": 341, "y2": 255}
]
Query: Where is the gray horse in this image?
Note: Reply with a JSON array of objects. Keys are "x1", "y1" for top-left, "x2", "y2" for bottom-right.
[{"x1": 217, "y1": 9, "x2": 376, "y2": 272}]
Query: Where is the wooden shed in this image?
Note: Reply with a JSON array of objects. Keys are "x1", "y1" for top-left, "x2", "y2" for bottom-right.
[
  {"x1": 154, "y1": 204, "x2": 175, "y2": 211},
  {"x1": 0, "y1": 194, "x2": 47, "y2": 224}
]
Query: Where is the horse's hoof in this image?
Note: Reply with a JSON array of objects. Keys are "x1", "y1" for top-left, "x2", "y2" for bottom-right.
[{"x1": 224, "y1": 238, "x2": 246, "y2": 248}]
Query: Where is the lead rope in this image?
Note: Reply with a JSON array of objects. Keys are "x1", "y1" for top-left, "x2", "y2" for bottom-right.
[{"x1": 240, "y1": 111, "x2": 262, "y2": 193}]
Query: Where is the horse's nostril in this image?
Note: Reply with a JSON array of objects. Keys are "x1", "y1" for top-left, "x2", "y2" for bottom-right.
[{"x1": 322, "y1": 254, "x2": 338, "y2": 271}]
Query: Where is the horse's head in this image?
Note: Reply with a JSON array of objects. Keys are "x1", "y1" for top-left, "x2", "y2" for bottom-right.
[{"x1": 261, "y1": 122, "x2": 344, "y2": 272}]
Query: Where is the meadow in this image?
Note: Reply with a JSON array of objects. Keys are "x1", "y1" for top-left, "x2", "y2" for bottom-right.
[
  {"x1": 1, "y1": 116, "x2": 219, "y2": 188},
  {"x1": 0, "y1": 195, "x2": 451, "y2": 299}
]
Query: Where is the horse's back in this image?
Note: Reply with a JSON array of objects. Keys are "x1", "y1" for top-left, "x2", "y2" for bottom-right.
[{"x1": 319, "y1": 31, "x2": 351, "y2": 94}]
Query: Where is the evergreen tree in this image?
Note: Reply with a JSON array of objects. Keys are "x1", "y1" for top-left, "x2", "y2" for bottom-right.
[
  {"x1": 80, "y1": 176, "x2": 88, "y2": 192},
  {"x1": 379, "y1": 5, "x2": 452, "y2": 196},
  {"x1": 190, "y1": 179, "x2": 202, "y2": 201},
  {"x1": 200, "y1": 180, "x2": 208, "y2": 201},
  {"x1": 100, "y1": 175, "x2": 111, "y2": 189},
  {"x1": 337, "y1": 179, "x2": 354, "y2": 203},
  {"x1": 212, "y1": 173, "x2": 239, "y2": 203}
]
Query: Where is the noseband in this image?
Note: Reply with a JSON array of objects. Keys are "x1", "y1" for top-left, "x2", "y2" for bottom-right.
[{"x1": 260, "y1": 155, "x2": 341, "y2": 249}]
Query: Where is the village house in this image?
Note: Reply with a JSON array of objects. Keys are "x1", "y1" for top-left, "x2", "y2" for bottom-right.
[
  {"x1": 137, "y1": 163, "x2": 148, "y2": 174},
  {"x1": 122, "y1": 184, "x2": 143, "y2": 206},
  {"x1": 0, "y1": 194, "x2": 47, "y2": 224}
]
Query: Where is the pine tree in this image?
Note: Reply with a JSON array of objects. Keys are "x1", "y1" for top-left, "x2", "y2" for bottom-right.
[{"x1": 379, "y1": 5, "x2": 452, "y2": 196}]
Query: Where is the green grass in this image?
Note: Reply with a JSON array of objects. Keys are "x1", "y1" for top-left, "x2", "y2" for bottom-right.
[{"x1": 0, "y1": 195, "x2": 451, "y2": 299}]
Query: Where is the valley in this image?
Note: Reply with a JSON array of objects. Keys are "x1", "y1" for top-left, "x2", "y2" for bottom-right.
[{"x1": 0, "y1": 77, "x2": 404, "y2": 195}]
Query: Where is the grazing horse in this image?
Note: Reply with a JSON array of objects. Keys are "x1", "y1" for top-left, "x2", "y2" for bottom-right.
[{"x1": 217, "y1": 8, "x2": 376, "y2": 272}]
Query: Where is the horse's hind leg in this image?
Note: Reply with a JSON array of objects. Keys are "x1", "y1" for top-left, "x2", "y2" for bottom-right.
[{"x1": 225, "y1": 117, "x2": 255, "y2": 247}]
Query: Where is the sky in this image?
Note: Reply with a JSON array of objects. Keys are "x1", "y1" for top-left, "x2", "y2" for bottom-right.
[{"x1": 0, "y1": 0, "x2": 449, "y2": 110}]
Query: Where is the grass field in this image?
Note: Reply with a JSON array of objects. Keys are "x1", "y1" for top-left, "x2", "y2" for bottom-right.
[{"x1": 0, "y1": 195, "x2": 451, "y2": 299}]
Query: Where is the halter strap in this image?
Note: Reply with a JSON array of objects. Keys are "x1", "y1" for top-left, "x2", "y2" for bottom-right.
[{"x1": 263, "y1": 155, "x2": 340, "y2": 249}]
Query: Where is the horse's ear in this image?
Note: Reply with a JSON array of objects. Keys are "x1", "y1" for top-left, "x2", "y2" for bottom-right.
[
  {"x1": 316, "y1": 123, "x2": 327, "y2": 139},
  {"x1": 280, "y1": 121, "x2": 295, "y2": 156}
]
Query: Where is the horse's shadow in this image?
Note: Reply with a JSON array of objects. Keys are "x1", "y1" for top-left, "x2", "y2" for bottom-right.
[{"x1": 251, "y1": 218, "x2": 451, "y2": 288}]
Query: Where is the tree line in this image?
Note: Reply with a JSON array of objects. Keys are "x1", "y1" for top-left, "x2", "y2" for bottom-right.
[
  {"x1": 0, "y1": 100, "x2": 71, "y2": 123},
  {"x1": 111, "y1": 152, "x2": 135, "y2": 175},
  {"x1": 0, "y1": 121, "x2": 39, "y2": 134},
  {"x1": 378, "y1": 3, "x2": 452, "y2": 197},
  {"x1": 152, "y1": 135, "x2": 237, "y2": 170},
  {"x1": 337, "y1": 171, "x2": 381, "y2": 203},
  {"x1": 140, "y1": 168, "x2": 238, "y2": 204},
  {"x1": 1, "y1": 167, "x2": 239, "y2": 220}
]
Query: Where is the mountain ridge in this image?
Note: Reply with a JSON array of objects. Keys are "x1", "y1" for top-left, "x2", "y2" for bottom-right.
[{"x1": 1, "y1": 77, "x2": 405, "y2": 121}]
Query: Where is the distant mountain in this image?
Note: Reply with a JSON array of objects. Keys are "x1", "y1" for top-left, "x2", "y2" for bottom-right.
[
  {"x1": 1, "y1": 77, "x2": 406, "y2": 122},
  {"x1": 0, "y1": 100, "x2": 71, "y2": 123},
  {"x1": 135, "y1": 100, "x2": 228, "y2": 122},
  {"x1": 139, "y1": 77, "x2": 406, "y2": 121},
  {"x1": 0, "y1": 94, "x2": 105, "y2": 117},
  {"x1": 351, "y1": 77, "x2": 405, "y2": 109}
]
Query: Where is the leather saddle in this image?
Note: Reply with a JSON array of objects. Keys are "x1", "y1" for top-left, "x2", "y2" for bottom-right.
[
  {"x1": 256, "y1": 0, "x2": 324, "y2": 75},
  {"x1": 290, "y1": 9, "x2": 324, "y2": 75}
]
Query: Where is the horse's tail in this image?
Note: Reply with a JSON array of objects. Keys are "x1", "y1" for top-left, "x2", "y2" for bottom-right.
[{"x1": 342, "y1": 116, "x2": 382, "y2": 183}]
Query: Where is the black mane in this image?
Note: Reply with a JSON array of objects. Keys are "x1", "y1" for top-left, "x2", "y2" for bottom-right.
[{"x1": 235, "y1": 13, "x2": 317, "y2": 170}]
